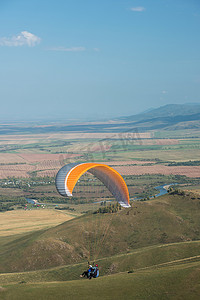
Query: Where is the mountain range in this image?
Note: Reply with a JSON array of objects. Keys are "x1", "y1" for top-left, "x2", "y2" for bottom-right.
[{"x1": 0, "y1": 103, "x2": 200, "y2": 134}]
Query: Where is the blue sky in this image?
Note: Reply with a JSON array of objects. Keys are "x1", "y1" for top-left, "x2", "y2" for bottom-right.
[{"x1": 0, "y1": 0, "x2": 200, "y2": 121}]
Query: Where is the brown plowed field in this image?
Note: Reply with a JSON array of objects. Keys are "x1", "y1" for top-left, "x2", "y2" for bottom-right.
[
  {"x1": 154, "y1": 139, "x2": 179, "y2": 145},
  {"x1": 17, "y1": 153, "x2": 79, "y2": 163},
  {"x1": 0, "y1": 154, "x2": 27, "y2": 164},
  {"x1": 0, "y1": 153, "x2": 80, "y2": 179},
  {"x1": 0, "y1": 164, "x2": 35, "y2": 178},
  {"x1": 0, "y1": 156, "x2": 200, "y2": 178},
  {"x1": 37, "y1": 169, "x2": 58, "y2": 177},
  {"x1": 35, "y1": 160, "x2": 63, "y2": 170},
  {"x1": 0, "y1": 164, "x2": 34, "y2": 171},
  {"x1": 114, "y1": 165, "x2": 200, "y2": 178},
  {"x1": 0, "y1": 153, "x2": 78, "y2": 164},
  {"x1": 0, "y1": 170, "x2": 30, "y2": 178},
  {"x1": 104, "y1": 160, "x2": 156, "y2": 165}
]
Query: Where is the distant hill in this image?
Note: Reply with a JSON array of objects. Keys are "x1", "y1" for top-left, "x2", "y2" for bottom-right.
[
  {"x1": 1, "y1": 103, "x2": 200, "y2": 134},
  {"x1": 0, "y1": 191, "x2": 200, "y2": 273},
  {"x1": 119, "y1": 103, "x2": 200, "y2": 122},
  {"x1": 114, "y1": 103, "x2": 200, "y2": 131}
]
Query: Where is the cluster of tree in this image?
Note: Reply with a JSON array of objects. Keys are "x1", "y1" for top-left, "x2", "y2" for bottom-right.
[
  {"x1": 0, "y1": 203, "x2": 14, "y2": 212},
  {"x1": 168, "y1": 187, "x2": 185, "y2": 196},
  {"x1": 0, "y1": 195, "x2": 26, "y2": 204},
  {"x1": 168, "y1": 160, "x2": 200, "y2": 166},
  {"x1": 94, "y1": 202, "x2": 122, "y2": 214},
  {"x1": 100, "y1": 201, "x2": 107, "y2": 206},
  {"x1": 139, "y1": 196, "x2": 151, "y2": 201},
  {"x1": 32, "y1": 196, "x2": 68, "y2": 204},
  {"x1": 0, "y1": 196, "x2": 27, "y2": 212},
  {"x1": 54, "y1": 206, "x2": 75, "y2": 211},
  {"x1": 123, "y1": 174, "x2": 195, "y2": 184},
  {"x1": 34, "y1": 195, "x2": 98, "y2": 205}
]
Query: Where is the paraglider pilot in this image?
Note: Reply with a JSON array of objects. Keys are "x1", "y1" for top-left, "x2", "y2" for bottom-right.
[
  {"x1": 80, "y1": 263, "x2": 99, "y2": 279},
  {"x1": 80, "y1": 264, "x2": 93, "y2": 278}
]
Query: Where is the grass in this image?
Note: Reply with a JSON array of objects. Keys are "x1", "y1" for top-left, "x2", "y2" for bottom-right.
[
  {"x1": 0, "y1": 209, "x2": 75, "y2": 236},
  {"x1": 0, "y1": 240, "x2": 200, "y2": 284},
  {"x1": 154, "y1": 129, "x2": 200, "y2": 138},
  {"x1": 1, "y1": 260, "x2": 200, "y2": 300},
  {"x1": 182, "y1": 185, "x2": 200, "y2": 194},
  {"x1": 105, "y1": 148, "x2": 200, "y2": 162}
]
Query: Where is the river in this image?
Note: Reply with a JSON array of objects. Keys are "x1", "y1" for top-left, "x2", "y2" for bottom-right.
[{"x1": 154, "y1": 183, "x2": 177, "y2": 197}]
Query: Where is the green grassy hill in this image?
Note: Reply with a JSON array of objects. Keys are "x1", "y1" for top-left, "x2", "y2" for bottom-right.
[
  {"x1": 0, "y1": 192, "x2": 200, "y2": 273},
  {"x1": 0, "y1": 240, "x2": 200, "y2": 284},
  {"x1": 1, "y1": 260, "x2": 200, "y2": 300}
]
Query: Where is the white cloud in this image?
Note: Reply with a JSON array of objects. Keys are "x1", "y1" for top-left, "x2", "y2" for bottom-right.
[
  {"x1": 162, "y1": 90, "x2": 167, "y2": 94},
  {"x1": 0, "y1": 31, "x2": 41, "y2": 47},
  {"x1": 130, "y1": 7, "x2": 145, "y2": 12},
  {"x1": 49, "y1": 46, "x2": 86, "y2": 52}
]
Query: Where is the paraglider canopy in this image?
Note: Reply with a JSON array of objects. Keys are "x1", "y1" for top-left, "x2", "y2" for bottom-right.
[{"x1": 55, "y1": 162, "x2": 130, "y2": 208}]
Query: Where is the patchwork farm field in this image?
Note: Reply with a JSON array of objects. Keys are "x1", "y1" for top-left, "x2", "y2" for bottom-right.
[
  {"x1": 0, "y1": 129, "x2": 200, "y2": 210},
  {"x1": 0, "y1": 131, "x2": 200, "y2": 179}
]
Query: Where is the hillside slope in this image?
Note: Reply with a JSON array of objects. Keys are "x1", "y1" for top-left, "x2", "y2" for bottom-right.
[
  {"x1": 1, "y1": 260, "x2": 200, "y2": 300},
  {"x1": 0, "y1": 192, "x2": 200, "y2": 273},
  {"x1": 0, "y1": 240, "x2": 200, "y2": 284}
]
